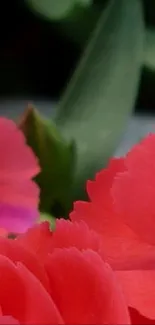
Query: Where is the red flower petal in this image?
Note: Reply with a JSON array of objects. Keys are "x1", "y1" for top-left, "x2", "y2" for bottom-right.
[
  {"x1": 70, "y1": 200, "x2": 155, "y2": 267},
  {"x1": 0, "y1": 254, "x2": 63, "y2": 324},
  {"x1": 70, "y1": 152, "x2": 155, "y2": 320},
  {"x1": 87, "y1": 158, "x2": 125, "y2": 204},
  {"x1": 0, "y1": 316, "x2": 20, "y2": 324},
  {"x1": 0, "y1": 255, "x2": 26, "y2": 320},
  {"x1": 125, "y1": 133, "x2": 155, "y2": 174},
  {"x1": 17, "y1": 219, "x2": 104, "y2": 260},
  {"x1": 116, "y1": 270, "x2": 155, "y2": 320},
  {"x1": 129, "y1": 308, "x2": 155, "y2": 324},
  {"x1": 17, "y1": 222, "x2": 53, "y2": 261},
  {"x1": 112, "y1": 133, "x2": 155, "y2": 245},
  {"x1": 112, "y1": 172, "x2": 155, "y2": 245},
  {"x1": 49, "y1": 219, "x2": 103, "y2": 255},
  {"x1": 0, "y1": 236, "x2": 50, "y2": 291},
  {"x1": 70, "y1": 154, "x2": 155, "y2": 267},
  {"x1": 0, "y1": 118, "x2": 40, "y2": 180},
  {"x1": 0, "y1": 306, "x2": 19, "y2": 324},
  {"x1": 45, "y1": 248, "x2": 130, "y2": 325},
  {"x1": 70, "y1": 159, "x2": 136, "y2": 263},
  {"x1": 17, "y1": 262, "x2": 64, "y2": 324}
]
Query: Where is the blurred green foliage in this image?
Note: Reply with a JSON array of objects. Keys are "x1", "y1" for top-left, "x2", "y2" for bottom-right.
[
  {"x1": 19, "y1": 105, "x2": 76, "y2": 216},
  {"x1": 26, "y1": 0, "x2": 93, "y2": 20},
  {"x1": 55, "y1": 0, "x2": 144, "y2": 200},
  {"x1": 21, "y1": 0, "x2": 145, "y2": 218},
  {"x1": 40, "y1": 212, "x2": 56, "y2": 229}
]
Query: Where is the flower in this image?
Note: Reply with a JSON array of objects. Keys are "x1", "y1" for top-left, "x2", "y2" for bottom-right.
[
  {"x1": 70, "y1": 133, "x2": 155, "y2": 324},
  {"x1": 0, "y1": 118, "x2": 40, "y2": 233},
  {"x1": 0, "y1": 221, "x2": 130, "y2": 324}
]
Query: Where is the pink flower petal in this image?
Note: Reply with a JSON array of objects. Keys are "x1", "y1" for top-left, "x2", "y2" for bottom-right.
[
  {"x1": 0, "y1": 118, "x2": 40, "y2": 180},
  {"x1": 0, "y1": 180, "x2": 40, "y2": 209},
  {"x1": 0, "y1": 180, "x2": 39, "y2": 209},
  {"x1": 0, "y1": 203, "x2": 38, "y2": 233}
]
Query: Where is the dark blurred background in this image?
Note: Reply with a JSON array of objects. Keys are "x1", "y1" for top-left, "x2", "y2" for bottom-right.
[
  {"x1": 0, "y1": 0, "x2": 81, "y2": 100},
  {"x1": 0, "y1": 0, "x2": 155, "y2": 115}
]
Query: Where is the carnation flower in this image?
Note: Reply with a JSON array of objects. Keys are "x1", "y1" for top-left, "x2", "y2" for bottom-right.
[
  {"x1": 70, "y1": 133, "x2": 155, "y2": 324},
  {"x1": 0, "y1": 221, "x2": 130, "y2": 324}
]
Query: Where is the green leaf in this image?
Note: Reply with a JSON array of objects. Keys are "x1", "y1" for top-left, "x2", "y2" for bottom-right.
[
  {"x1": 58, "y1": 4, "x2": 101, "y2": 46},
  {"x1": 18, "y1": 105, "x2": 76, "y2": 216},
  {"x1": 55, "y1": 0, "x2": 144, "y2": 200},
  {"x1": 25, "y1": 0, "x2": 92, "y2": 20},
  {"x1": 39, "y1": 212, "x2": 56, "y2": 229},
  {"x1": 144, "y1": 28, "x2": 155, "y2": 71}
]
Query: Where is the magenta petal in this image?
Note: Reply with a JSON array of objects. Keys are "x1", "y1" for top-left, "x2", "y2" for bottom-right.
[{"x1": 0, "y1": 203, "x2": 38, "y2": 233}]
